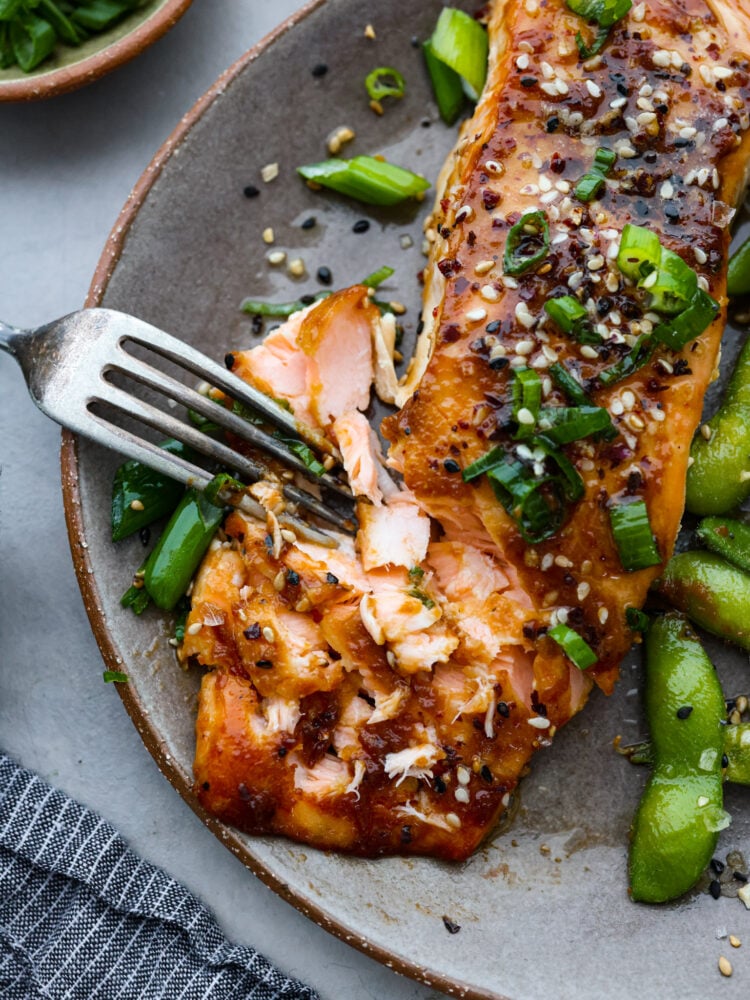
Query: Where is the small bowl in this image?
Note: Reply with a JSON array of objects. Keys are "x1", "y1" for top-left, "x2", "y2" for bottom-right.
[{"x1": 0, "y1": 0, "x2": 192, "y2": 102}]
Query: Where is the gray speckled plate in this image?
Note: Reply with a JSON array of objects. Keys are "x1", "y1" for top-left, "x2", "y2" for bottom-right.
[{"x1": 61, "y1": 2, "x2": 750, "y2": 997}]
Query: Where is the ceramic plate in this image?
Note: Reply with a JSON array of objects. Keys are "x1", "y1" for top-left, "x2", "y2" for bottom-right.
[
  {"x1": 61, "y1": 2, "x2": 750, "y2": 997},
  {"x1": 0, "y1": 0, "x2": 192, "y2": 102}
]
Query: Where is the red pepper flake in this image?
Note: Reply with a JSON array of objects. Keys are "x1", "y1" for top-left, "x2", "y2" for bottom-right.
[
  {"x1": 437, "y1": 258, "x2": 462, "y2": 277},
  {"x1": 482, "y1": 189, "x2": 501, "y2": 211}
]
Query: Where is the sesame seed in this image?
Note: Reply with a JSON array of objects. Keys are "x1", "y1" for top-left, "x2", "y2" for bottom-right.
[
  {"x1": 515, "y1": 339, "x2": 535, "y2": 355},
  {"x1": 718, "y1": 956, "x2": 733, "y2": 977},
  {"x1": 517, "y1": 407, "x2": 536, "y2": 425},
  {"x1": 480, "y1": 284, "x2": 501, "y2": 302},
  {"x1": 528, "y1": 716, "x2": 551, "y2": 729},
  {"x1": 445, "y1": 812, "x2": 462, "y2": 829},
  {"x1": 660, "y1": 182, "x2": 675, "y2": 201},
  {"x1": 273, "y1": 570, "x2": 286, "y2": 591},
  {"x1": 555, "y1": 555, "x2": 573, "y2": 568},
  {"x1": 541, "y1": 554, "x2": 554, "y2": 571},
  {"x1": 327, "y1": 125, "x2": 355, "y2": 155},
  {"x1": 679, "y1": 126, "x2": 697, "y2": 139},
  {"x1": 695, "y1": 247, "x2": 708, "y2": 264},
  {"x1": 610, "y1": 97, "x2": 628, "y2": 110},
  {"x1": 714, "y1": 65, "x2": 733, "y2": 80},
  {"x1": 466, "y1": 307, "x2": 488, "y2": 322},
  {"x1": 701, "y1": 423, "x2": 713, "y2": 441},
  {"x1": 729, "y1": 936, "x2": 741, "y2": 948},
  {"x1": 627, "y1": 414, "x2": 645, "y2": 431},
  {"x1": 454, "y1": 787, "x2": 470, "y2": 804},
  {"x1": 262, "y1": 227, "x2": 275, "y2": 244},
  {"x1": 288, "y1": 257, "x2": 306, "y2": 277},
  {"x1": 577, "y1": 582, "x2": 591, "y2": 601},
  {"x1": 632, "y1": 1, "x2": 645, "y2": 20},
  {"x1": 652, "y1": 409, "x2": 666, "y2": 422},
  {"x1": 352, "y1": 219, "x2": 370, "y2": 234},
  {"x1": 520, "y1": 183, "x2": 540, "y2": 196},
  {"x1": 456, "y1": 204, "x2": 475, "y2": 223},
  {"x1": 516, "y1": 53, "x2": 530, "y2": 70},
  {"x1": 261, "y1": 162, "x2": 279, "y2": 183},
  {"x1": 581, "y1": 345, "x2": 599, "y2": 359},
  {"x1": 515, "y1": 302, "x2": 536, "y2": 328},
  {"x1": 457, "y1": 766, "x2": 471, "y2": 785},
  {"x1": 187, "y1": 622, "x2": 202, "y2": 636},
  {"x1": 556, "y1": 79, "x2": 569, "y2": 95},
  {"x1": 364, "y1": 22, "x2": 376, "y2": 38},
  {"x1": 587, "y1": 254, "x2": 605, "y2": 271},
  {"x1": 598, "y1": 607, "x2": 609, "y2": 624},
  {"x1": 267, "y1": 250, "x2": 286, "y2": 266},
  {"x1": 262, "y1": 626, "x2": 276, "y2": 643},
  {"x1": 540, "y1": 81, "x2": 559, "y2": 97},
  {"x1": 586, "y1": 80, "x2": 602, "y2": 98},
  {"x1": 281, "y1": 529, "x2": 297, "y2": 544},
  {"x1": 485, "y1": 160, "x2": 503, "y2": 173},
  {"x1": 129, "y1": 499, "x2": 145, "y2": 511},
  {"x1": 475, "y1": 260, "x2": 495, "y2": 275},
  {"x1": 503, "y1": 275, "x2": 519, "y2": 289}
]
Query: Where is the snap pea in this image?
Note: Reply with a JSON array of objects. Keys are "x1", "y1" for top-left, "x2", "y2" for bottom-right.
[
  {"x1": 142, "y1": 489, "x2": 225, "y2": 611},
  {"x1": 696, "y1": 515, "x2": 750, "y2": 575},
  {"x1": 685, "y1": 335, "x2": 750, "y2": 516},
  {"x1": 111, "y1": 439, "x2": 194, "y2": 543},
  {"x1": 629, "y1": 613, "x2": 728, "y2": 903},
  {"x1": 727, "y1": 234, "x2": 750, "y2": 298},
  {"x1": 723, "y1": 724, "x2": 750, "y2": 786},
  {"x1": 657, "y1": 550, "x2": 750, "y2": 651}
]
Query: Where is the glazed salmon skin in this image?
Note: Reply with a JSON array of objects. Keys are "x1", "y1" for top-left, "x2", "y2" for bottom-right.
[{"x1": 180, "y1": 0, "x2": 750, "y2": 859}]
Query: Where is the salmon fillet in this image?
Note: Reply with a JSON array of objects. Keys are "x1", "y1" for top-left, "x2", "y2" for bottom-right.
[{"x1": 179, "y1": 0, "x2": 750, "y2": 859}]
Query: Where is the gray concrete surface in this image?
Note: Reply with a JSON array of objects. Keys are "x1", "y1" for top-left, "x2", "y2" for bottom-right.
[{"x1": 0, "y1": 3, "x2": 445, "y2": 997}]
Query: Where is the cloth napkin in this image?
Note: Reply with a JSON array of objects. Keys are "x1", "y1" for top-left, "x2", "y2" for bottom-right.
[{"x1": 0, "y1": 754, "x2": 319, "y2": 1000}]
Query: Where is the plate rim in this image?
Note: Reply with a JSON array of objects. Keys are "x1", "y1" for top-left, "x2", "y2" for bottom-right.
[
  {"x1": 0, "y1": 0, "x2": 193, "y2": 103},
  {"x1": 59, "y1": 3, "x2": 505, "y2": 998}
]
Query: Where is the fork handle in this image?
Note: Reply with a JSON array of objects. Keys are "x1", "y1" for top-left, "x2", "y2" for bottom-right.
[{"x1": 0, "y1": 320, "x2": 25, "y2": 357}]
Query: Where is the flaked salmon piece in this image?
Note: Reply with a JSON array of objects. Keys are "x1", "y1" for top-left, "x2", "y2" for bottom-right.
[
  {"x1": 183, "y1": 0, "x2": 750, "y2": 859},
  {"x1": 332, "y1": 410, "x2": 383, "y2": 503}
]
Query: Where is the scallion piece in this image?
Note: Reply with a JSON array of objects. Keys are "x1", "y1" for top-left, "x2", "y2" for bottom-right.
[
  {"x1": 574, "y1": 147, "x2": 616, "y2": 203},
  {"x1": 361, "y1": 265, "x2": 395, "y2": 289},
  {"x1": 537, "y1": 405, "x2": 613, "y2": 445},
  {"x1": 549, "y1": 361, "x2": 591, "y2": 406},
  {"x1": 504, "y1": 211, "x2": 550, "y2": 276},
  {"x1": 626, "y1": 607, "x2": 650, "y2": 632},
  {"x1": 575, "y1": 24, "x2": 610, "y2": 58},
  {"x1": 533, "y1": 438, "x2": 585, "y2": 501},
  {"x1": 548, "y1": 623, "x2": 598, "y2": 670},
  {"x1": 364, "y1": 66, "x2": 406, "y2": 101},
  {"x1": 617, "y1": 224, "x2": 661, "y2": 282},
  {"x1": 423, "y1": 38, "x2": 465, "y2": 124},
  {"x1": 275, "y1": 435, "x2": 326, "y2": 476},
  {"x1": 120, "y1": 582, "x2": 150, "y2": 615},
  {"x1": 241, "y1": 292, "x2": 330, "y2": 318},
  {"x1": 597, "y1": 334, "x2": 654, "y2": 387},
  {"x1": 488, "y1": 460, "x2": 566, "y2": 544},
  {"x1": 643, "y1": 247, "x2": 697, "y2": 316},
  {"x1": 544, "y1": 294, "x2": 602, "y2": 344},
  {"x1": 567, "y1": 0, "x2": 632, "y2": 28},
  {"x1": 609, "y1": 499, "x2": 661, "y2": 571},
  {"x1": 462, "y1": 445, "x2": 506, "y2": 482},
  {"x1": 103, "y1": 670, "x2": 129, "y2": 684},
  {"x1": 651, "y1": 288, "x2": 719, "y2": 351},
  {"x1": 298, "y1": 156, "x2": 430, "y2": 206},
  {"x1": 429, "y1": 6, "x2": 489, "y2": 100},
  {"x1": 512, "y1": 368, "x2": 542, "y2": 438}
]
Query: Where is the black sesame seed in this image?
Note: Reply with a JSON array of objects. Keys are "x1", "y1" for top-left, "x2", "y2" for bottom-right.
[
  {"x1": 434, "y1": 775, "x2": 447, "y2": 793},
  {"x1": 480, "y1": 765, "x2": 493, "y2": 783},
  {"x1": 443, "y1": 459, "x2": 461, "y2": 474},
  {"x1": 251, "y1": 314, "x2": 263, "y2": 335},
  {"x1": 489, "y1": 356, "x2": 509, "y2": 370},
  {"x1": 243, "y1": 185, "x2": 260, "y2": 198},
  {"x1": 404, "y1": 427, "x2": 411, "y2": 435},
  {"x1": 287, "y1": 570, "x2": 300, "y2": 586},
  {"x1": 353, "y1": 219, "x2": 370, "y2": 234},
  {"x1": 139, "y1": 526, "x2": 151, "y2": 546},
  {"x1": 410, "y1": 35, "x2": 420, "y2": 48},
  {"x1": 326, "y1": 572, "x2": 339, "y2": 584},
  {"x1": 710, "y1": 858, "x2": 725, "y2": 876},
  {"x1": 299, "y1": 294, "x2": 316, "y2": 306},
  {"x1": 497, "y1": 701, "x2": 510, "y2": 717},
  {"x1": 709, "y1": 880, "x2": 722, "y2": 900},
  {"x1": 722, "y1": 753, "x2": 729, "y2": 768},
  {"x1": 317, "y1": 266, "x2": 333, "y2": 285},
  {"x1": 664, "y1": 203, "x2": 681, "y2": 222},
  {"x1": 255, "y1": 660, "x2": 273, "y2": 669},
  {"x1": 311, "y1": 62, "x2": 328, "y2": 77},
  {"x1": 546, "y1": 116, "x2": 559, "y2": 133},
  {"x1": 733, "y1": 871, "x2": 748, "y2": 883},
  {"x1": 676, "y1": 705, "x2": 693, "y2": 720},
  {"x1": 486, "y1": 319, "x2": 502, "y2": 333},
  {"x1": 224, "y1": 352, "x2": 235, "y2": 369},
  {"x1": 301, "y1": 216, "x2": 317, "y2": 230},
  {"x1": 421, "y1": 117, "x2": 432, "y2": 128},
  {"x1": 520, "y1": 76, "x2": 537, "y2": 87},
  {"x1": 442, "y1": 916, "x2": 461, "y2": 934},
  {"x1": 202, "y1": 781, "x2": 210, "y2": 791},
  {"x1": 244, "y1": 623, "x2": 261, "y2": 640},
  {"x1": 278, "y1": 747, "x2": 288, "y2": 758},
  {"x1": 643, "y1": 151, "x2": 658, "y2": 164}
]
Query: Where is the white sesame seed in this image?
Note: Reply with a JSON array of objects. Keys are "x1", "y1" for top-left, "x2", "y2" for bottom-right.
[
  {"x1": 531, "y1": 355, "x2": 550, "y2": 369},
  {"x1": 528, "y1": 716, "x2": 551, "y2": 729},
  {"x1": 517, "y1": 407, "x2": 536, "y2": 425},
  {"x1": 400, "y1": 234, "x2": 413, "y2": 249},
  {"x1": 456, "y1": 204, "x2": 475, "y2": 222},
  {"x1": 280, "y1": 529, "x2": 297, "y2": 543},
  {"x1": 632, "y1": 1, "x2": 645, "y2": 20},
  {"x1": 539, "y1": 174, "x2": 552, "y2": 192},
  {"x1": 262, "y1": 626, "x2": 276, "y2": 643},
  {"x1": 577, "y1": 582, "x2": 591, "y2": 601},
  {"x1": 466, "y1": 307, "x2": 488, "y2": 322},
  {"x1": 540, "y1": 82, "x2": 559, "y2": 97},
  {"x1": 679, "y1": 126, "x2": 697, "y2": 139},
  {"x1": 480, "y1": 284, "x2": 501, "y2": 303},
  {"x1": 714, "y1": 65, "x2": 733, "y2": 80},
  {"x1": 515, "y1": 302, "x2": 536, "y2": 328},
  {"x1": 515, "y1": 338, "x2": 535, "y2": 355},
  {"x1": 671, "y1": 51, "x2": 684, "y2": 69},
  {"x1": 555, "y1": 555, "x2": 573, "y2": 568},
  {"x1": 475, "y1": 259, "x2": 495, "y2": 275},
  {"x1": 187, "y1": 621, "x2": 202, "y2": 635},
  {"x1": 485, "y1": 160, "x2": 503, "y2": 173},
  {"x1": 621, "y1": 390, "x2": 636, "y2": 410},
  {"x1": 516, "y1": 53, "x2": 530, "y2": 70},
  {"x1": 652, "y1": 50, "x2": 672, "y2": 68},
  {"x1": 701, "y1": 423, "x2": 712, "y2": 440},
  {"x1": 581, "y1": 345, "x2": 599, "y2": 360},
  {"x1": 695, "y1": 247, "x2": 707, "y2": 264},
  {"x1": 520, "y1": 183, "x2": 540, "y2": 196},
  {"x1": 261, "y1": 162, "x2": 279, "y2": 183},
  {"x1": 541, "y1": 554, "x2": 554, "y2": 571},
  {"x1": 267, "y1": 250, "x2": 286, "y2": 265},
  {"x1": 587, "y1": 254, "x2": 605, "y2": 271},
  {"x1": 503, "y1": 275, "x2": 519, "y2": 289},
  {"x1": 610, "y1": 97, "x2": 628, "y2": 110},
  {"x1": 556, "y1": 79, "x2": 569, "y2": 95},
  {"x1": 698, "y1": 275, "x2": 710, "y2": 292},
  {"x1": 637, "y1": 111, "x2": 657, "y2": 126},
  {"x1": 586, "y1": 80, "x2": 602, "y2": 98},
  {"x1": 454, "y1": 786, "x2": 470, "y2": 804},
  {"x1": 445, "y1": 812, "x2": 462, "y2": 829},
  {"x1": 540, "y1": 190, "x2": 559, "y2": 204},
  {"x1": 628, "y1": 414, "x2": 645, "y2": 431},
  {"x1": 610, "y1": 399, "x2": 624, "y2": 416},
  {"x1": 129, "y1": 499, "x2": 145, "y2": 511},
  {"x1": 598, "y1": 607, "x2": 609, "y2": 624},
  {"x1": 457, "y1": 766, "x2": 471, "y2": 786},
  {"x1": 567, "y1": 270, "x2": 585, "y2": 291},
  {"x1": 540, "y1": 60, "x2": 555, "y2": 79},
  {"x1": 713, "y1": 117, "x2": 729, "y2": 132},
  {"x1": 262, "y1": 227, "x2": 275, "y2": 244},
  {"x1": 288, "y1": 257, "x2": 306, "y2": 277},
  {"x1": 555, "y1": 180, "x2": 571, "y2": 194},
  {"x1": 652, "y1": 408, "x2": 666, "y2": 422},
  {"x1": 699, "y1": 64, "x2": 713, "y2": 84}
]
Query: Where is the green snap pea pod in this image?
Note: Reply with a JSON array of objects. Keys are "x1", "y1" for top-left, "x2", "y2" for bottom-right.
[
  {"x1": 727, "y1": 234, "x2": 750, "y2": 297},
  {"x1": 142, "y1": 489, "x2": 225, "y2": 611},
  {"x1": 723, "y1": 724, "x2": 750, "y2": 786},
  {"x1": 696, "y1": 516, "x2": 750, "y2": 574},
  {"x1": 685, "y1": 335, "x2": 750, "y2": 516},
  {"x1": 657, "y1": 551, "x2": 750, "y2": 651},
  {"x1": 111, "y1": 439, "x2": 194, "y2": 542},
  {"x1": 629, "y1": 613, "x2": 728, "y2": 904}
]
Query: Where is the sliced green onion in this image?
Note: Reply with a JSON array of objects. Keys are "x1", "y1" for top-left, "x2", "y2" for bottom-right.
[
  {"x1": 544, "y1": 295, "x2": 601, "y2": 344},
  {"x1": 364, "y1": 66, "x2": 406, "y2": 101},
  {"x1": 462, "y1": 445, "x2": 506, "y2": 482},
  {"x1": 203, "y1": 473, "x2": 245, "y2": 507},
  {"x1": 575, "y1": 147, "x2": 616, "y2": 203},
  {"x1": 276, "y1": 434, "x2": 326, "y2": 476},
  {"x1": 533, "y1": 438, "x2": 585, "y2": 501},
  {"x1": 617, "y1": 224, "x2": 661, "y2": 282},
  {"x1": 429, "y1": 6, "x2": 489, "y2": 100},
  {"x1": 625, "y1": 607, "x2": 650, "y2": 632},
  {"x1": 409, "y1": 587, "x2": 435, "y2": 610},
  {"x1": 728, "y1": 234, "x2": 750, "y2": 297},
  {"x1": 103, "y1": 670, "x2": 129, "y2": 683},
  {"x1": 537, "y1": 405, "x2": 613, "y2": 445},
  {"x1": 644, "y1": 247, "x2": 697, "y2": 315},
  {"x1": 512, "y1": 368, "x2": 542, "y2": 438},
  {"x1": 549, "y1": 362, "x2": 591, "y2": 406},
  {"x1": 423, "y1": 38, "x2": 465, "y2": 124},
  {"x1": 651, "y1": 288, "x2": 719, "y2": 351},
  {"x1": 504, "y1": 211, "x2": 550, "y2": 276},
  {"x1": 120, "y1": 582, "x2": 150, "y2": 615},
  {"x1": 609, "y1": 499, "x2": 660, "y2": 571},
  {"x1": 567, "y1": 0, "x2": 632, "y2": 29},
  {"x1": 575, "y1": 24, "x2": 610, "y2": 59},
  {"x1": 488, "y1": 460, "x2": 566, "y2": 544},
  {"x1": 298, "y1": 156, "x2": 430, "y2": 206},
  {"x1": 597, "y1": 334, "x2": 655, "y2": 387},
  {"x1": 548, "y1": 623, "x2": 598, "y2": 670},
  {"x1": 361, "y1": 265, "x2": 394, "y2": 289},
  {"x1": 241, "y1": 292, "x2": 330, "y2": 318}
]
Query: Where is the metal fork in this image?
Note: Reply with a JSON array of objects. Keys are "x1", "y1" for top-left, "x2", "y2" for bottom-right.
[{"x1": 0, "y1": 308, "x2": 356, "y2": 544}]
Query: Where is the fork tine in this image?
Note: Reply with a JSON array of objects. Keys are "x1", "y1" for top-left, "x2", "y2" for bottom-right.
[
  {"x1": 81, "y1": 407, "x2": 340, "y2": 548},
  {"x1": 123, "y1": 325, "x2": 341, "y2": 460},
  {"x1": 91, "y1": 379, "x2": 357, "y2": 534},
  {"x1": 109, "y1": 347, "x2": 353, "y2": 499}
]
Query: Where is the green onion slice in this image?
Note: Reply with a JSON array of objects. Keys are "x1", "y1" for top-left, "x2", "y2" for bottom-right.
[
  {"x1": 512, "y1": 368, "x2": 542, "y2": 438},
  {"x1": 575, "y1": 24, "x2": 610, "y2": 59},
  {"x1": 597, "y1": 334, "x2": 655, "y2": 387},
  {"x1": 617, "y1": 224, "x2": 661, "y2": 282},
  {"x1": 651, "y1": 288, "x2": 719, "y2": 351},
  {"x1": 625, "y1": 607, "x2": 650, "y2": 632},
  {"x1": 103, "y1": 670, "x2": 129, "y2": 683},
  {"x1": 462, "y1": 445, "x2": 506, "y2": 482},
  {"x1": 276, "y1": 435, "x2": 326, "y2": 476},
  {"x1": 504, "y1": 211, "x2": 550, "y2": 276},
  {"x1": 298, "y1": 155, "x2": 430, "y2": 206},
  {"x1": 423, "y1": 38, "x2": 465, "y2": 124},
  {"x1": 429, "y1": 6, "x2": 489, "y2": 100},
  {"x1": 533, "y1": 438, "x2": 585, "y2": 501},
  {"x1": 365, "y1": 66, "x2": 406, "y2": 101},
  {"x1": 549, "y1": 362, "x2": 591, "y2": 406},
  {"x1": 609, "y1": 499, "x2": 661, "y2": 571},
  {"x1": 575, "y1": 147, "x2": 616, "y2": 203},
  {"x1": 537, "y1": 405, "x2": 614, "y2": 445},
  {"x1": 548, "y1": 623, "x2": 598, "y2": 670},
  {"x1": 361, "y1": 265, "x2": 394, "y2": 288},
  {"x1": 567, "y1": 0, "x2": 632, "y2": 29},
  {"x1": 488, "y1": 460, "x2": 567, "y2": 544},
  {"x1": 241, "y1": 292, "x2": 331, "y2": 318},
  {"x1": 544, "y1": 295, "x2": 602, "y2": 344},
  {"x1": 120, "y1": 583, "x2": 150, "y2": 615}
]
